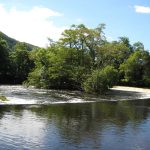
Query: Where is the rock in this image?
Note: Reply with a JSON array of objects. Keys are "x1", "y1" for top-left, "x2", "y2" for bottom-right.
[{"x1": 0, "y1": 95, "x2": 8, "y2": 101}]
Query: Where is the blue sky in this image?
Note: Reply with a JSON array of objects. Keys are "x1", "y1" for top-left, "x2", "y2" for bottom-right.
[{"x1": 0, "y1": 0, "x2": 150, "y2": 49}]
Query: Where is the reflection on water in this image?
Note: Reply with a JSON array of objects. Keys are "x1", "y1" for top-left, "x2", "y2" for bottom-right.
[{"x1": 0, "y1": 100, "x2": 150, "y2": 149}]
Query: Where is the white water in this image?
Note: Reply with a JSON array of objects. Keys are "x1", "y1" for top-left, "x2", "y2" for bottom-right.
[
  {"x1": 0, "y1": 85, "x2": 150, "y2": 105},
  {"x1": 0, "y1": 85, "x2": 94, "y2": 105}
]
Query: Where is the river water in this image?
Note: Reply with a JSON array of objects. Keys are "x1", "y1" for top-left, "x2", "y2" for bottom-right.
[{"x1": 0, "y1": 85, "x2": 150, "y2": 150}]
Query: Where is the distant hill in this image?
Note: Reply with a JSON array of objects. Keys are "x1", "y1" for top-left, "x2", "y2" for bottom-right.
[{"x1": 0, "y1": 31, "x2": 38, "y2": 50}]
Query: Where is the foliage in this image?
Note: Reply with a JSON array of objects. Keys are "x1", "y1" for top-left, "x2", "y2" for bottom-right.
[
  {"x1": 0, "y1": 23, "x2": 150, "y2": 94},
  {"x1": 0, "y1": 37, "x2": 10, "y2": 83},
  {"x1": 120, "y1": 50, "x2": 150, "y2": 86},
  {"x1": 25, "y1": 24, "x2": 150, "y2": 93},
  {"x1": 83, "y1": 66, "x2": 118, "y2": 94},
  {"x1": 26, "y1": 45, "x2": 91, "y2": 89},
  {"x1": 0, "y1": 32, "x2": 36, "y2": 84},
  {"x1": 96, "y1": 42, "x2": 131, "y2": 69},
  {"x1": 9, "y1": 42, "x2": 34, "y2": 83},
  {"x1": 60, "y1": 24, "x2": 106, "y2": 64}
]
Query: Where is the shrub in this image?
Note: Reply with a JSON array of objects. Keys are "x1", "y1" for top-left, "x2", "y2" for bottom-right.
[{"x1": 83, "y1": 66, "x2": 118, "y2": 94}]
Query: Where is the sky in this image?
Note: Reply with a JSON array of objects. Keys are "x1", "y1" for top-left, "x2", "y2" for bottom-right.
[{"x1": 0, "y1": 0, "x2": 150, "y2": 49}]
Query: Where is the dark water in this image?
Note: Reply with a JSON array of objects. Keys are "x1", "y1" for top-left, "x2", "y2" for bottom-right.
[{"x1": 1, "y1": 100, "x2": 150, "y2": 150}]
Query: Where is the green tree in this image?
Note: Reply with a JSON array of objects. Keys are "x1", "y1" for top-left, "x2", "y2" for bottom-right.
[
  {"x1": 0, "y1": 37, "x2": 10, "y2": 83},
  {"x1": 25, "y1": 23, "x2": 150, "y2": 93},
  {"x1": 83, "y1": 66, "x2": 118, "y2": 94},
  {"x1": 120, "y1": 50, "x2": 150, "y2": 86},
  {"x1": 119, "y1": 37, "x2": 133, "y2": 52},
  {"x1": 27, "y1": 44, "x2": 92, "y2": 90},
  {"x1": 96, "y1": 42, "x2": 130, "y2": 69},
  {"x1": 60, "y1": 24, "x2": 106, "y2": 66},
  {"x1": 10, "y1": 42, "x2": 34, "y2": 83},
  {"x1": 133, "y1": 42, "x2": 144, "y2": 51}
]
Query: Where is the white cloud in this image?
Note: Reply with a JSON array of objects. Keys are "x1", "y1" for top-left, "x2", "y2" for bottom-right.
[
  {"x1": 0, "y1": 4, "x2": 66, "y2": 47},
  {"x1": 134, "y1": 5, "x2": 150, "y2": 14}
]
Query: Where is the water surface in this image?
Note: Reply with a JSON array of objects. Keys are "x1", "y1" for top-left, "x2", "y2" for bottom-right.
[{"x1": 0, "y1": 86, "x2": 150, "y2": 150}]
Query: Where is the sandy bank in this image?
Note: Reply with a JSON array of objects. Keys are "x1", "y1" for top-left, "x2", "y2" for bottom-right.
[{"x1": 107, "y1": 86, "x2": 150, "y2": 101}]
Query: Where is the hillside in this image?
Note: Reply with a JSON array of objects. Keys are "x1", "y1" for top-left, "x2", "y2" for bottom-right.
[{"x1": 0, "y1": 31, "x2": 38, "y2": 50}]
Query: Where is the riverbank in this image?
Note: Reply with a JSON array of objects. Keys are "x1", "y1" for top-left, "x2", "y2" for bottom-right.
[{"x1": 107, "y1": 86, "x2": 150, "y2": 101}]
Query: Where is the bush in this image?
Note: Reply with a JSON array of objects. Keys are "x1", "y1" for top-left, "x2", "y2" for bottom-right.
[{"x1": 83, "y1": 66, "x2": 118, "y2": 94}]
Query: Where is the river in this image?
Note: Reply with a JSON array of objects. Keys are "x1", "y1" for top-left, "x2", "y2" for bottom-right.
[{"x1": 0, "y1": 85, "x2": 150, "y2": 150}]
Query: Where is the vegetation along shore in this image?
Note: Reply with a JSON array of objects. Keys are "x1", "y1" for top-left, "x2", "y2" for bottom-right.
[{"x1": 0, "y1": 24, "x2": 150, "y2": 94}]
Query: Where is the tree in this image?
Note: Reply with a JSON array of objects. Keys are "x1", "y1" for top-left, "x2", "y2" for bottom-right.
[
  {"x1": 60, "y1": 24, "x2": 106, "y2": 65},
  {"x1": 25, "y1": 23, "x2": 150, "y2": 93},
  {"x1": 10, "y1": 42, "x2": 34, "y2": 83},
  {"x1": 119, "y1": 37, "x2": 133, "y2": 52},
  {"x1": 0, "y1": 37, "x2": 10, "y2": 83},
  {"x1": 133, "y1": 42, "x2": 144, "y2": 51},
  {"x1": 26, "y1": 43, "x2": 92, "y2": 90},
  {"x1": 120, "y1": 50, "x2": 150, "y2": 86},
  {"x1": 96, "y1": 42, "x2": 130, "y2": 69},
  {"x1": 27, "y1": 24, "x2": 106, "y2": 89},
  {"x1": 83, "y1": 66, "x2": 118, "y2": 94}
]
